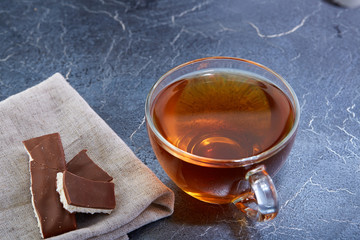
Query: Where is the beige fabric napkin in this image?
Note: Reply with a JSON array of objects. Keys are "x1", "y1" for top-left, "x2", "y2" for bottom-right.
[{"x1": 0, "y1": 73, "x2": 174, "y2": 239}]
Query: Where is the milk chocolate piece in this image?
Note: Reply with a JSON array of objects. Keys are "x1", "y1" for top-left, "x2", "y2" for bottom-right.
[
  {"x1": 66, "y1": 150, "x2": 113, "y2": 182},
  {"x1": 23, "y1": 133, "x2": 77, "y2": 238},
  {"x1": 23, "y1": 134, "x2": 48, "y2": 151},
  {"x1": 57, "y1": 171, "x2": 116, "y2": 214},
  {"x1": 24, "y1": 133, "x2": 66, "y2": 170},
  {"x1": 30, "y1": 161, "x2": 77, "y2": 238}
]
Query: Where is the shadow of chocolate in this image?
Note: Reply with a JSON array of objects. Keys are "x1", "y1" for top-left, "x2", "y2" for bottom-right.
[
  {"x1": 170, "y1": 182, "x2": 255, "y2": 239},
  {"x1": 75, "y1": 212, "x2": 107, "y2": 229}
]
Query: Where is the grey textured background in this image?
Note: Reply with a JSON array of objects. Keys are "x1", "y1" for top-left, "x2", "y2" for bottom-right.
[{"x1": 1, "y1": 0, "x2": 359, "y2": 239}]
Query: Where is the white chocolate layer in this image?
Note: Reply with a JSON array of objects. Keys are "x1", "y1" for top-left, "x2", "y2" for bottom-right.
[{"x1": 26, "y1": 148, "x2": 44, "y2": 238}]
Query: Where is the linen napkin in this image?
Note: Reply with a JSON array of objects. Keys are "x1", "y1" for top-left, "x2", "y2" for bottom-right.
[{"x1": 0, "y1": 73, "x2": 174, "y2": 239}]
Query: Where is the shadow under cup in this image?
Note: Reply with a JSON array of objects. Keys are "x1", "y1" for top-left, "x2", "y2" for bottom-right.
[{"x1": 145, "y1": 57, "x2": 300, "y2": 222}]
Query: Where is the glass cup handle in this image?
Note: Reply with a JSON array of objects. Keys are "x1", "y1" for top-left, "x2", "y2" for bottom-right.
[{"x1": 233, "y1": 165, "x2": 279, "y2": 222}]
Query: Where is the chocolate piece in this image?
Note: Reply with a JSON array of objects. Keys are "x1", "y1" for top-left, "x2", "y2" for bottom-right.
[
  {"x1": 57, "y1": 171, "x2": 116, "y2": 214},
  {"x1": 24, "y1": 133, "x2": 66, "y2": 170},
  {"x1": 22, "y1": 134, "x2": 48, "y2": 152},
  {"x1": 23, "y1": 133, "x2": 77, "y2": 238},
  {"x1": 66, "y1": 150, "x2": 113, "y2": 182},
  {"x1": 30, "y1": 161, "x2": 77, "y2": 238}
]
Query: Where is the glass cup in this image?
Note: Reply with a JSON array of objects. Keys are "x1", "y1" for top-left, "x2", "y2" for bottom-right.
[{"x1": 145, "y1": 57, "x2": 300, "y2": 221}]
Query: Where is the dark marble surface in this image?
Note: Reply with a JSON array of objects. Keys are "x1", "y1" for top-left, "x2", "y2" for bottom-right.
[{"x1": 1, "y1": 0, "x2": 360, "y2": 239}]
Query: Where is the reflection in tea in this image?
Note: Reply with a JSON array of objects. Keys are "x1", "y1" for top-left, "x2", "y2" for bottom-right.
[{"x1": 149, "y1": 70, "x2": 296, "y2": 203}]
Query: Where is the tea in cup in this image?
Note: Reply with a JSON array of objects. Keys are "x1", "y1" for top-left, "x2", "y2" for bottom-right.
[{"x1": 145, "y1": 57, "x2": 300, "y2": 221}]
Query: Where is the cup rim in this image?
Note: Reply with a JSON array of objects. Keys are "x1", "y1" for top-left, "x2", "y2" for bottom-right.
[{"x1": 145, "y1": 56, "x2": 300, "y2": 167}]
